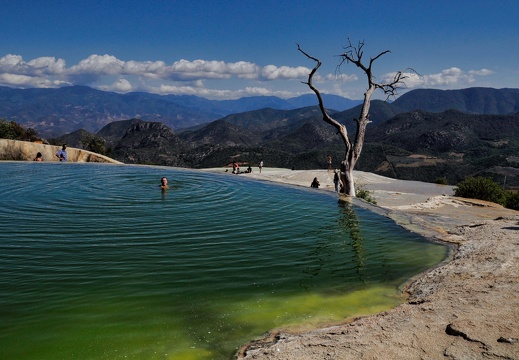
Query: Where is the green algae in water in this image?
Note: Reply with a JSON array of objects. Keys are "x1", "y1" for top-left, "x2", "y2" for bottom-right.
[
  {"x1": 0, "y1": 163, "x2": 448, "y2": 360},
  {"x1": 225, "y1": 286, "x2": 404, "y2": 332}
]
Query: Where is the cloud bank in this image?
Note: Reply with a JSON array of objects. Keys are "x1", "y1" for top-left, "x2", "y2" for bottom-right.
[
  {"x1": 383, "y1": 67, "x2": 495, "y2": 90},
  {"x1": 0, "y1": 54, "x2": 495, "y2": 99}
]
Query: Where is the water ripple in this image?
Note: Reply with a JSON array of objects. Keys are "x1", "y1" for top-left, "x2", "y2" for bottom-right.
[{"x1": 0, "y1": 162, "x2": 448, "y2": 360}]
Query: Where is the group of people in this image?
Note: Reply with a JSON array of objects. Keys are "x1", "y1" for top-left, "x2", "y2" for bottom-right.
[
  {"x1": 310, "y1": 169, "x2": 343, "y2": 193},
  {"x1": 32, "y1": 144, "x2": 68, "y2": 162},
  {"x1": 158, "y1": 157, "x2": 344, "y2": 194},
  {"x1": 230, "y1": 160, "x2": 264, "y2": 174}
]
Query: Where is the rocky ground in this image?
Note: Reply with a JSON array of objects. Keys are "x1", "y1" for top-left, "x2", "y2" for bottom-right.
[{"x1": 202, "y1": 168, "x2": 519, "y2": 360}]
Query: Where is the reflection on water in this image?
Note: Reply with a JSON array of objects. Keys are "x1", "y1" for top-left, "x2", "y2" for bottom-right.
[
  {"x1": 302, "y1": 202, "x2": 365, "y2": 289},
  {"x1": 339, "y1": 202, "x2": 366, "y2": 276},
  {"x1": 0, "y1": 162, "x2": 448, "y2": 360}
]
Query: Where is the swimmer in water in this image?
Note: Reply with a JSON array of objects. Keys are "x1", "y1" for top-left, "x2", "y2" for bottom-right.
[{"x1": 160, "y1": 177, "x2": 169, "y2": 189}]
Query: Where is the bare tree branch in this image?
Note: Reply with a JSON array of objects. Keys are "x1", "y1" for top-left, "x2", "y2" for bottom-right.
[
  {"x1": 297, "y1": 44, "x2": 351, "y2": 154},
  {"x1": 299, "y1": 39, "x2": 409, "y2": 196}
]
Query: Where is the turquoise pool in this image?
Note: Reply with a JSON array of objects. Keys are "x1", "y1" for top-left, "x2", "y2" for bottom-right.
[{"x1": 0, "y1": 162, "x2": 448, "y2": 359}]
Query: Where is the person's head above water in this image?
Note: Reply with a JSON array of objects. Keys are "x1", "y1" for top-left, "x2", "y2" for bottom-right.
[{"x1": 160, "y1": 177, "x2": 168, "y2": 188}]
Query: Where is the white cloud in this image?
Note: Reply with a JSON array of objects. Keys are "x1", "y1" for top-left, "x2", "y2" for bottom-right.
[
  {"x1": 27, "y1": 57, "x2": 66, "y2": 75},
  {"x1": 123, "y1": 60, "x2": 167, "y2": 78},
  {"x1": 164, "y1": 59, "x2": 261, "y2": 81},
  {"x1": 0, "y1": 53, "x2": 317, "y2": 97},
  {"x1": 466, "y1": 68, "x2": 495, "y2": 83},
  {"x1": 324, "y1": 73, "x2": 358, "y2": 82},
  {"x1": 260, "y1": 65, "x2": 310, "y2": 80},
  {"x1": 99, "y1": 78, "x2": 134, "y2": 93},
  {"x1": 0, "y1": 52, "x2": 501, "y2": 99},
  {"x1": 0, "y1": 73, "x2": 38, "y2": 86},
  {"x1": 69, "y1": 54, "x2": 125, "y2": 75},
  {"x1": 426, "y1": 67, "x2": 464, "y2": 86},
  {"x1": 0, "y1": 73, "x2": 69, "y2": 88},
  {"x1": 151, "y1": 83, "x2": 300, "y2": 100},
  {"x1": 382, "y1": 67, "x2": 495, "y2": 90},
  {"x1": 0, "y1": 53, "x2": 308, "y2": 86},
  {"x1": 0, "y1": 54, "x2": 66, "y2": 76},
  {"x1": 155, "y1": 84, "x2": 232, "y2": 98},
  {"x1": 168, "y1": 59, "x2": 233, "y2": 80},
  {"x1": 229, "y1": 61, "x2": 260, "y2": 79},
  {"x1": 0, "y1": 54, "x2": 32, "y2": 74}
]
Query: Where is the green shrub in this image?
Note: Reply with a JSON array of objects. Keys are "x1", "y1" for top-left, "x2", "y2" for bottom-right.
[
  {"x1": 435, "y1": 177, "x2": 448, "y2": 185},
  {"x1": 505, "y1": 191, "x2": 519, "y2": 211},
  {"x1": 81, "y1": 133, "x2": 109, "y2": 155},
  {"x1": 356, "y1": 186, "x2": 377, "y2": 205},
  {"x1": 454, "y1": 176, "x2": 506, "y2": 205}
]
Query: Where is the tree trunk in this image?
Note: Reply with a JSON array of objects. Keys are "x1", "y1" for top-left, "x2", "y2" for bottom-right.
[{"x1": 341, "y1": 163, "x2": 355, "y2": 196}]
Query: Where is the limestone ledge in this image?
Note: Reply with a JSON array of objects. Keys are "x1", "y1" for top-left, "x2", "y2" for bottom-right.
[{"x1": 0, "y1": 139, "x2": 122, "y2": 164}]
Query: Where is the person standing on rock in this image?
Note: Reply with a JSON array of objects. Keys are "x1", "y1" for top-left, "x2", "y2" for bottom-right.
[
  {"x1": 56, "y1": 144, "x2": 68, "y2": 162},
  {"x1": 259, "y1": 159, "x2": 264, "y2": 173}
]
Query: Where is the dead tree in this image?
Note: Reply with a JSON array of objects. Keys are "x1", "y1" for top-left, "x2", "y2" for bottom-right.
[{"x1": 298, "y1": 39, "x2": 407, "y2": 197}]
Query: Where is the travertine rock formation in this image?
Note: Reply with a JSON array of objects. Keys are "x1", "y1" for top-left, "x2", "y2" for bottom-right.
[{"x1": 0, "y1": 139, "x2": 122, "y2": 164}]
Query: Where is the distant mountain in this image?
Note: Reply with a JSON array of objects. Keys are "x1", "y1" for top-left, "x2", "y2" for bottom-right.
[
  {"x1": 285, "y1": 94, "x2": 362, "y2": 111},
  {"x1": 91, "y1": 107, "x2": 344, "y2": 169},
  {"x1": 165, "y1": 94, "x2": 361, "y2": 115},
  {"x1": 367, "y1": 109, "x2": 519, "y2": 151},
  {"x1": 59, "y1": 102, "x2": 519, "y2": 187},
  {"x1": 0, "y1": 86, "x2": 361, "y2": 138},
  {"x1": 0, "y1": 86, "x2": 219, "y2": 138},
  {"x1": 263, "y1": 118, "x2": 342, "y2": 154},
  {"x1": 179, "y1": 119, "x2": 263, "y2": 147},
  {"x1": 112, "y1": 121, "x2": 188, "y2": 166},
  {"x1": 363, "y1": 109, "x2": 519, "y2": 184},
  {"x1": 207, "y1": 106, "x2": 333, "y2": 133},
  {"x1": 50, "y1": 128, "x2": 92, "y2": 149},
  {"x1": 96, "y1": 118, "x2": 144, "y2": 148},
  {"x1": 393, "y1": 87, "x2": 519, "y2": 114},
  {"x1": 2, "y1": 85, "x2": 519, "y2": 140},
  {"x1": 334, "y1": 100, "x2": 406, "y2": 134}
]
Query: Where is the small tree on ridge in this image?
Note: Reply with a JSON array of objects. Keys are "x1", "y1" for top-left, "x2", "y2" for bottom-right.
[{"x1": 298, "y1": 39, "x2": 408, "y2": 196}]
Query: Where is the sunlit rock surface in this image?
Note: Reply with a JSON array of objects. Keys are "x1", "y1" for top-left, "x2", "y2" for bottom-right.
[{"x1": 0, "y1": 139, "x2": 122, "y2": 164}]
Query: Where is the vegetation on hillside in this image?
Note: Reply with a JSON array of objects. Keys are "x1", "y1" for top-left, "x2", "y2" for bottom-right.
[
  {"x1": 81, "y1": 134, "x2": 110, "y2": 156},
  {"x1": 0, "y1": 118, "x2": 40, "y2": 141},
  {"x1": 454, "y1": 176, "x2": 519, "y2": 210}
]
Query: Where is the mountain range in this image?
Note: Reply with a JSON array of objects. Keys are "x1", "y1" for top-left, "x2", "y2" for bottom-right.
[
  {"x1": 2, "y1": 86, "x2": 519, "y2": 187},
  {"x1": 2, "y1": 86, "x2": 519, "y2": 139},
  {"x1": 0, "y1": 86, "x2": 362, "y2": 138}
]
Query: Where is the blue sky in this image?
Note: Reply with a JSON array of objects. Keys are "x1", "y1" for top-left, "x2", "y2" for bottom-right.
[{"x1": 1, "y1": 0, "x2": 518, "y2": 100}]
